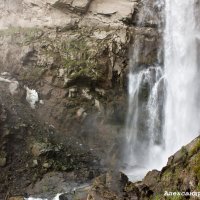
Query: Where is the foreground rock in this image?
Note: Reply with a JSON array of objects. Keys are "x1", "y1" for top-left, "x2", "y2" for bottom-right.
[
  {"x1": 143, "y1": 136, "x2": 200, "y2": 199},
  {"x1": 86, "y1": 136, "x2": 200, "y2": 200}
]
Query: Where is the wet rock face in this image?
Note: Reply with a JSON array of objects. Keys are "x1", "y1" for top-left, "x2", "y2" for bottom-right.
[
  {"x1": 133, "y1": 0, "x2": 164, "y2": 27},
  {"x1": 0, "y1": 26, "x2": 130, "y2": 167},
  {"x1": 0, "y1": 27, "x2": 160, "y2": 162}
]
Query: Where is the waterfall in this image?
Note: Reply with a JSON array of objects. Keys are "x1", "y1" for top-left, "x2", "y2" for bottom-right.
[
  {"x1": 124, "y1": 66, "x2": 165, "y2": 181},
  {"x1": 164, "y1": 0, "x2": 200, "y2": 158},
  {"x1": 124, "y1": 0, "x2": 200, "y2": 181}
]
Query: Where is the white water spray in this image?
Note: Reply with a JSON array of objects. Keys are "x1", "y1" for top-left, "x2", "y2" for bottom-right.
[
  {"x1": 124, "y1": 0, "x2": 200, "y2": 180},
  {"x1": 124, "y1": 66, "x2": 165, "y2": 180}
]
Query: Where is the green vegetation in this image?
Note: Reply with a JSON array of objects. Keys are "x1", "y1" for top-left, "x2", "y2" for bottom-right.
[
  {"x1": 196, "y1": 182, "x2": 200, "y2": 191},
  {"x1": 167, "y1": 196, "x2": 184, "y2": 200},
  {"x1": 190, "y1": 138, "x2": 200, "y2": 156},
  {"x1": 180, "y1": 146, "x2": 187, "y2": 155},
  {"x1": 0, "y1": 27, "x2": 42, "y2": 44},
  {"x1": 124, "y1": 182, "x2": 138, "y2": 193},
  {"x1": 150, "y1": 194, "x2": 163, "y2": 200},
  {"x1": 180, "y1": 146, "x2": 188, "y2": 163},
  {"x1": 20, "y1": 67, "x2": 45, "y2": 82},
  {"x1": 192, "y1": 154, "x2": 200, "y2": 180},
  {"x1": 62, "y1": 39, "x2": 101, "y2": 80},
  {"x1": 151, "y1": 194, "x2": 184, "y2": 200},
  {"x1": 162, "y1": 169, "x2": 172, "y2": 182}
]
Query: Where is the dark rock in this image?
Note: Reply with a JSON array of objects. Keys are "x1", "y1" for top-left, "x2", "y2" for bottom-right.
[
  {"x1": 143, "y1": 170, "x2": 160, "y2": 188},
  {"x1": 0, "y1": 104, "x2": 7, "y2": 123},
  {"x1": 105, "y1": 171, "x2": 129, "y2": 193},
  {"x1": 87, "y1": 171, "x2": 130, "y2": 199},
  {"x1": 23, "y1": 193, "x2": 29, "y2": 198},
  {"x1": 59, "y1": 193, "x2": 68, "y2": 200}
]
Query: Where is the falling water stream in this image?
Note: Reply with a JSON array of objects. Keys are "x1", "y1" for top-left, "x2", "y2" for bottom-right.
[
  {"x1": 164, "y1": 0, "x2": 200, "y2": 158},
  {"x1": 124, "y1": 0, "x2": 200, "y2": 181}
]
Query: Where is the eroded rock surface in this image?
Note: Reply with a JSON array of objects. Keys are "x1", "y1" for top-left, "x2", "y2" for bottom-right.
[{"x1": 0, "y1": 0, "x2": 137, "y2": 28}]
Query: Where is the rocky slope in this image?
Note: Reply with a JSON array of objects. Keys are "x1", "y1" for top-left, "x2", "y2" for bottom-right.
[
  {"x1": 0, "y1": 83, "x2": 101, "y2": 199},
  {"x1": 0, "y1": 0, "x2": 163, "y2": 199},
  {"x1": 86, "y1": 136, "x2": 200, "y2": 200}
]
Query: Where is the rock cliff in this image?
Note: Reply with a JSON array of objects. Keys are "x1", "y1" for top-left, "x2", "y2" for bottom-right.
[
  {"x1": 0, "y1": 0, "x2": 163, "y2": 199},
  {"x1": 0, "y1": 0, "x2": 161, "y2": 164}
]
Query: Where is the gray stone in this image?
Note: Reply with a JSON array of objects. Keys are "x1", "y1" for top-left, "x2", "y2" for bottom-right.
[
  {"x1": 31, "y1": 142, "x2": 48, "y2": 157},
  {"x1": 0, "y1": 157, "x2": 6, "y2": 167},
  {"x1": 33, "y1": 159, "x2": 38, "y2": 167},
  {"x1": 82, "y1": 88, "x2": 92, "y2": 100},
  {"x1": 52, "y1": 0, "x2": 92, "y2": 14},
  {"x1": 77, "y1": 107, "x2": 86, "y2": 117},
  {"x1": 43, "y1": 162, "x2": 51, "y2": 168},
  {"x1": 68, "y1": 88, "x2": 78, "y2": 98}
]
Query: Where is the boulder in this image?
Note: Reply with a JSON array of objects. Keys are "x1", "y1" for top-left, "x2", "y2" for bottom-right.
[
  {"x1": 87, "y1": 171, "x2": 130, "y2": 199},
  {"x1": 142, "y1": 170, "x2": 160, "y2": 190},
  {"x1": 31, "y1": 142, "x2": 48, "y2": 157},
  {"x1": 89, "y1": 0, "x2": 136, "y2": 19},
  {"x1": 51, "y1": 0, "x2": 92, "y2": 14}
]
